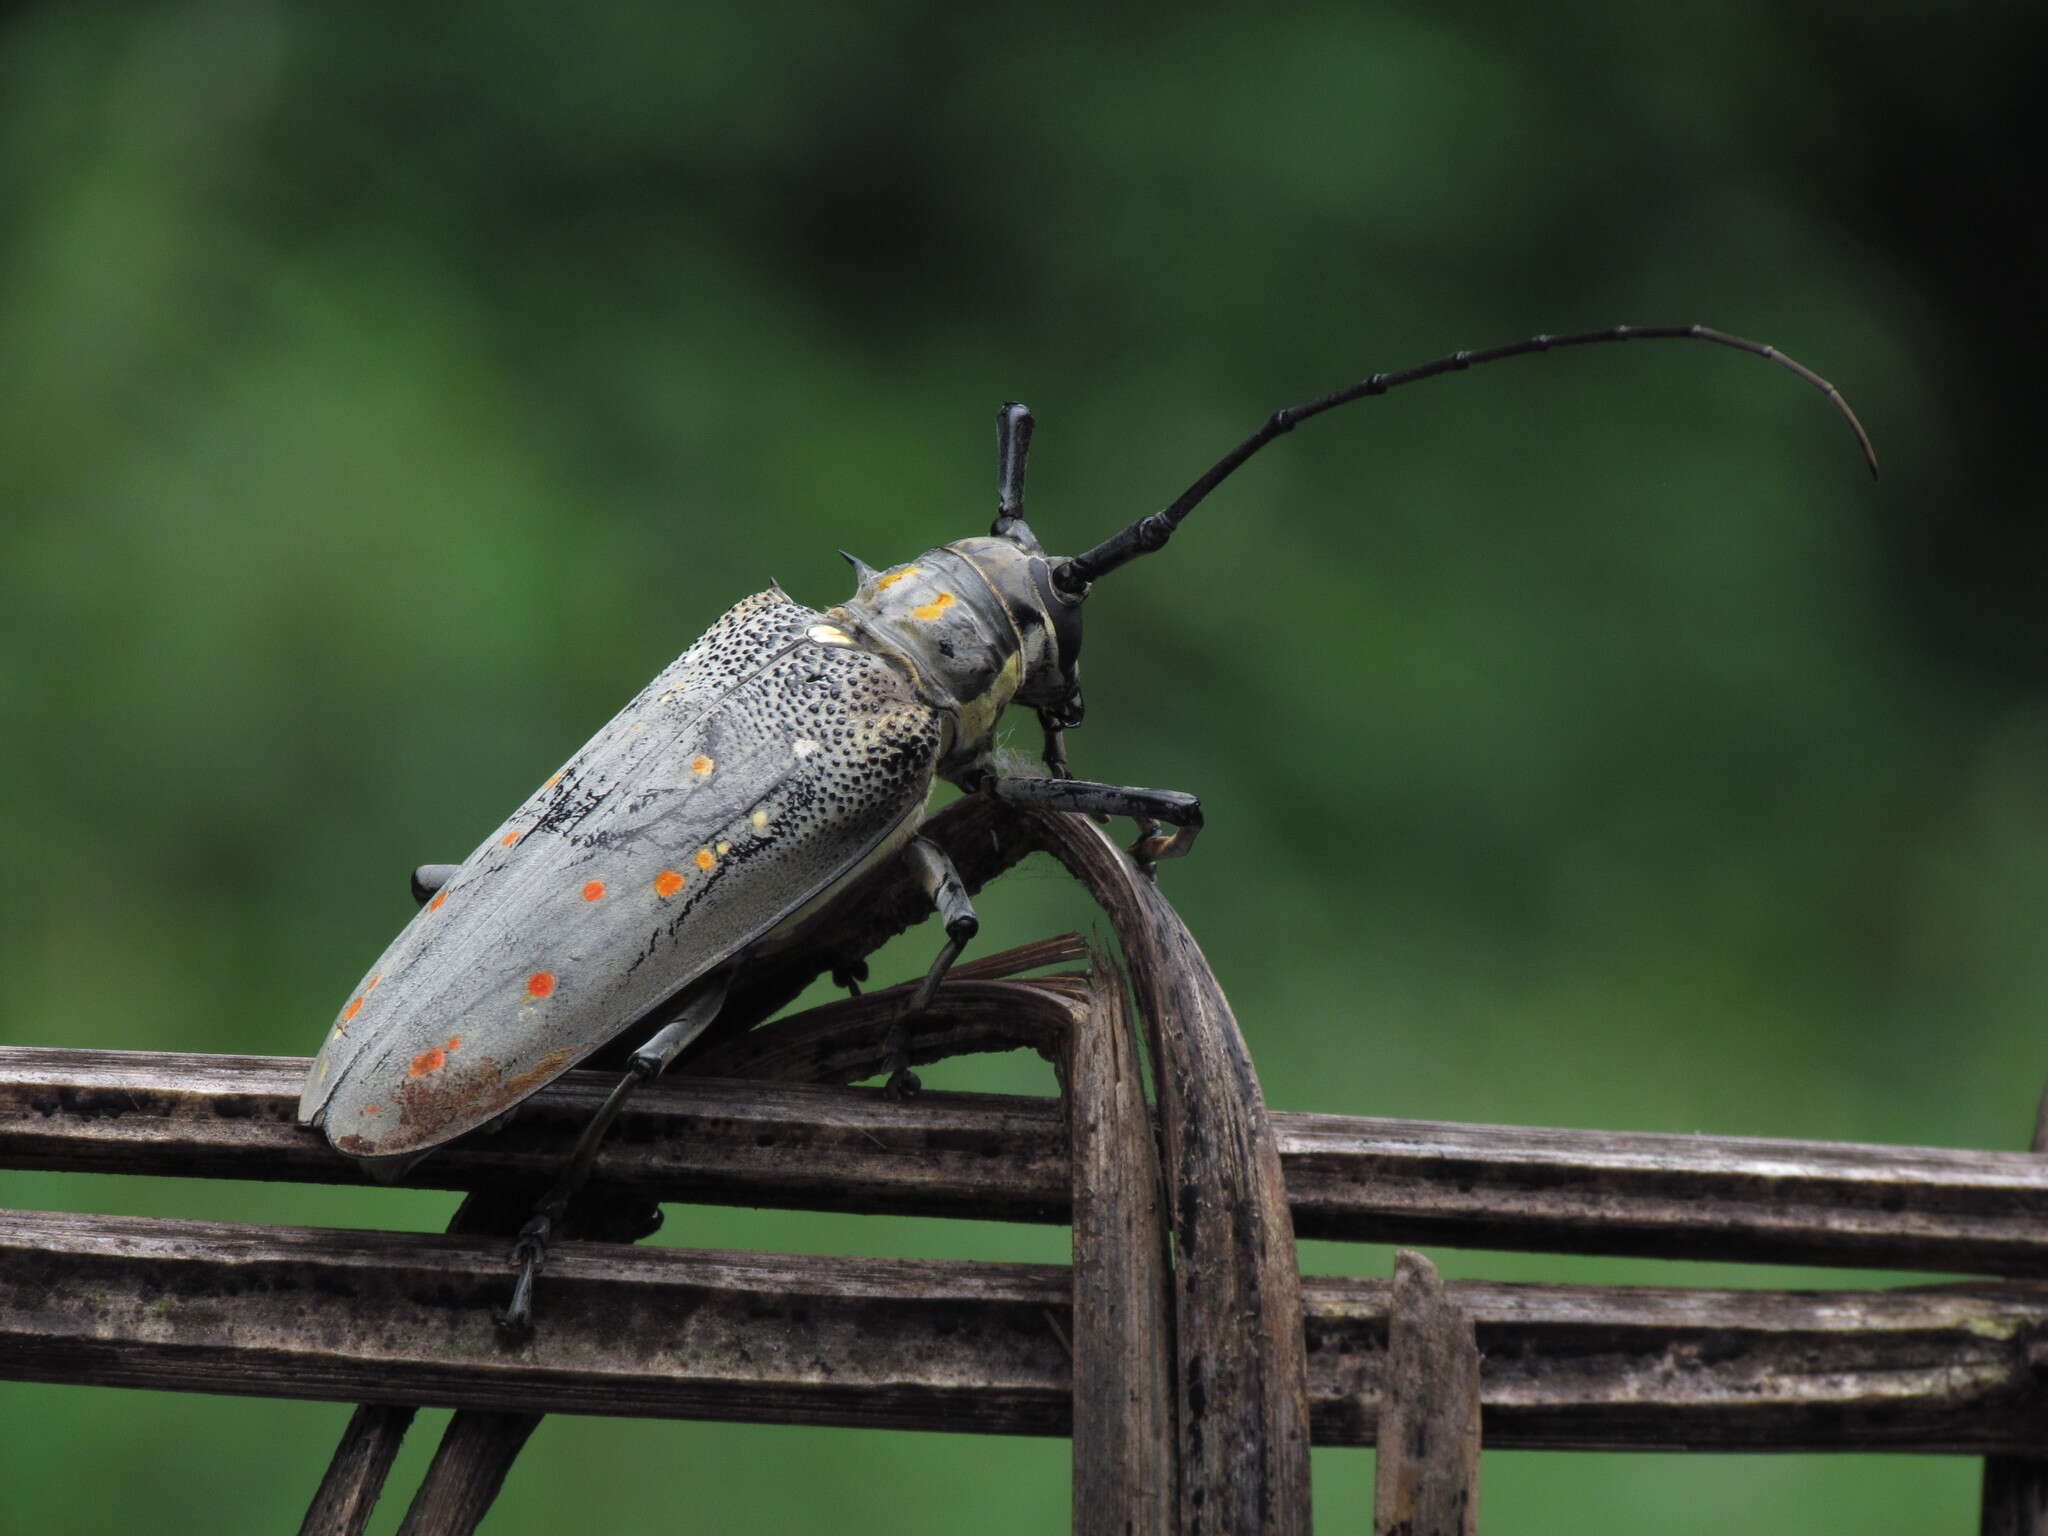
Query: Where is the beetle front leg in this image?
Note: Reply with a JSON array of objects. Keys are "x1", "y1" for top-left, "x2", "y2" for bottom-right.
[
  {"x1": 881, "y1": 837, "x2": 980, "y2": 1099},
  {"x1": 981, "y1": 777, "x2": 1204, "y2": 872}
]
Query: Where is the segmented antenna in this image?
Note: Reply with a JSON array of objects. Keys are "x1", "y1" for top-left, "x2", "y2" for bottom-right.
[
  {"x1": 991, "y1": 401, "x2": 1041, "y2": 550},
  {"x1": 1052, "y1": 324, "x2": 1878, "y2": 594}
]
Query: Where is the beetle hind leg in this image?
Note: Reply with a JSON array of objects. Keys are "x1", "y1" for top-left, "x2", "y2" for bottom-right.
[
  {"x1": 881, "y1": 837, "x2": 979, "y2": 1099},
  {"x1": 499, "y1": 969, "x2": 733, "y2": 1332}
]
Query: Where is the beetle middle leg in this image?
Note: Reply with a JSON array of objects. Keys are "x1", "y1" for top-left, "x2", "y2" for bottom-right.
[
  {"x1": 880, "y1": 836, "x2": 980, "y2": 1099},
  {"x1": 498, "y1": 968, "x2": 733, "y2": 1332}
]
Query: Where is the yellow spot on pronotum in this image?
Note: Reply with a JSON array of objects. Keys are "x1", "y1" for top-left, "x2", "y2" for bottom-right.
[
  {"x1": 695, "y1": 848, "x2": 716, "y2": 871},
  {"x1": 716, "y1": 840, "x2": 731, "y2": 856},
  {"x1": 528, "y1": 971, "x2": 556, "y2": 999},
  {"x1": 692, "y1": 755, "x2": 714, "y2": 777},
  {"x1": 875, "y1": 566, "x2": 919, "y2": 591},
  {"x1": 582, "y1": 880, "x2": 606, "y2": 902},
  {"x1": 750, "y1": 809, "x2": 770, "y2": 830},
  {"x1": 428, "y1": 890, "x2": 448, "y2": 912},
  {"x1": 329, "y1": 1027, "x2": 346, "y2": 1044},
  {"x1": 654, "y1": 869, "x2": 684, "y2": 898},
  {"x1": 911, "y1": 591, "x2": 956, "y2": 622},
  {"x1": 545, "y1": 772, "x2": 563, "y2": 789}
]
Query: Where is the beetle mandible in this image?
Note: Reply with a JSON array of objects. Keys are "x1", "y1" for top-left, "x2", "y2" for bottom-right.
[{"x1": 299, "y1": 324, "x2": 1875, "y2": 1327}]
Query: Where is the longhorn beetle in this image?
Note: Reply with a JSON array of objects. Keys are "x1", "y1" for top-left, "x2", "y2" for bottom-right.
[{"x1": 300, "y1": 324, "x2": 1876, "y2": 1328}]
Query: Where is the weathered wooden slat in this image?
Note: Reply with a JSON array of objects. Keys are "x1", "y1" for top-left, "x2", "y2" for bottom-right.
[
  {"x1": 1066, "y1": 947, "x2": 1176, "y2": 1533},
  {"x1": 391, "y1": 1410, "x2": 540, "y2": 1536},
  {"x1": 7, "y1": 1208, "x2": 2048, "y2": 1453},
  {"x1": 1374, "y1": 1251, "x2": 1481, "y2": 1536},
  {"x1": 1029, "y1": 813, "x2": 1312, "y2": 1535},
  {"x1": 1980, "y1": 1087, "x2": 2048, "y2": 1536},
  {"x1": 13, "y1": 1045, "x2": 2048, "y2": 1278},
  {"x1": 298, "y1": 1403, "x2": 414, "y2": 1536}
]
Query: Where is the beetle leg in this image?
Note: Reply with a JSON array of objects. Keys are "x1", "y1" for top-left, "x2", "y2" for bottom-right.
[
  {"x1": 882, "y1": 837, "x2": 980, "y2": 1099},
  {"x1": 499, "y1": 968, "x2": 733, "y2": 1333},
  {"x1": 829, "y1": 955, "x2": 870, "y2": 998},
  {"x1": 409, "y1": 863, "x2": 460, "y2": 907},
  {"x1": 982, "y1": 778, "x2": 1204, "y2": 873}
]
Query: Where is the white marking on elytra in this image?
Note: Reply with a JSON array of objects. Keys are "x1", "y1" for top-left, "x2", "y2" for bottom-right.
[
  {"x1": 793, "y1": 738, "x2": 819, "y2": 758},
  {"x1": 807, "y1": 623, "x2": 854, "y2": 646},
  {"x1": 751, "y1": 809, "x2": 770, "y2": 830}
]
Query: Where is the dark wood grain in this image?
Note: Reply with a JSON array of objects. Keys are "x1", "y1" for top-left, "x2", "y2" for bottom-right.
[
  {"x1": 1066, "y1": 946, "x2": 1176, "y2": 1534},
  {"x1": 391, "y1": 1410, "x2": 540, "y2": 1536},
  {"x1": 1373, "y1": 1252, "x2": 1480, "y2": 1536},
  {"x1": 1025, "y1": 812, "x2": 1312, "y2": 1536},
  {"x1": 10, "y1": 1208, "x2": 2048, "y2": 1452},
  {"x1": 297, "y1": 1404, "x2": 414, "y2": 1536},
  {"x1": 18, "y1": 1046, "x2": 2048, "y2": 1277},
  {"x1": 1981, "y1": 1086, "x2": 2048, "y2": 1536}
]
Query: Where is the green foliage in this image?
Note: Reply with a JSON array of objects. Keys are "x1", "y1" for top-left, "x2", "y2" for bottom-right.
[{"x1": 2, "y1": 3, "x2": 2041, "y2": 1530}]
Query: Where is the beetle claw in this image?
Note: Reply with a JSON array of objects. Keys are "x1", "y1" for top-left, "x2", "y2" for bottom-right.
[{"x1": 884, "y1": 1067, "x2": 923, "y2": 1099}]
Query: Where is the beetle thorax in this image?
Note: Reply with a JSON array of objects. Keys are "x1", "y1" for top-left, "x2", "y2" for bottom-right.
[{"x1": 828, "y1": 536, "x2": 1081, "y2": 776}]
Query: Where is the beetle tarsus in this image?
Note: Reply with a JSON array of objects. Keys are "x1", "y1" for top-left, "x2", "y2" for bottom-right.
[{"x1": 499, "y1": 1215, "x2": 552, "y2": 1333}]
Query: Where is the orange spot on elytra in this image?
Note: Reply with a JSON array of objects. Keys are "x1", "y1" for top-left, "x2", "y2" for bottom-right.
[
  {"x1": 694, "y1": 848, "x2": 715, "y2": 871},
  {"x1": 409, "y1": 1048, "x2": 446, "y2": 1077},
  {"x1": 501, "y1": 829, "x2": 522, "y2": 848},
  {"x1": 876, "y1": 566, "x2": 917, "y2": 590},
  {"x1": 582, "y1": 880, "x2": 606, "y2": 902},
  {"x1": 364, "y1": 1104, "x2": 380, "y2": 1115},
  {"x1": 428, "y1": 890, "x2": 448, "y2": 912},
  {"x1": 911, "y1": 591, "x2": 955, "y2": 622},
  {"x1": 528, "y1": 971, "x2": 556, "y2": 998},
  {"x1": 445, "y1": 1035, "x2": 463, "y2": 1051},
  {"x1": 341, "y1": 996, "x2": 364, "y2": 1021},
  {"x1": 366, "y1": 972, "x2": 382, "y2": 993},
  {"x1": 692, "y1": 755, "x2": 714, "y2": 776},
  {"x1": 654, "y1": 869, "x2": 684, "y2": 898},
  {"x1": 546, "y1": 772, "x2": 563, "y2": 789}
]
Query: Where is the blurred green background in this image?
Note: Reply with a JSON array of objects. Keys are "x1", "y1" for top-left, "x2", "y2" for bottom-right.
[{"x1": 4, "y1": 2, "x2": 2045, "y2": 1530}]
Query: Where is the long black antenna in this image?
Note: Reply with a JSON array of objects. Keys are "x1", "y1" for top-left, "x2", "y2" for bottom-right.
[
  {"x1": 990, "y1": 401, "x2": 1040, "y2": 550},
  {"x1": 1052, "y1": 324, "x2": 1878, "y2": 594}
]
